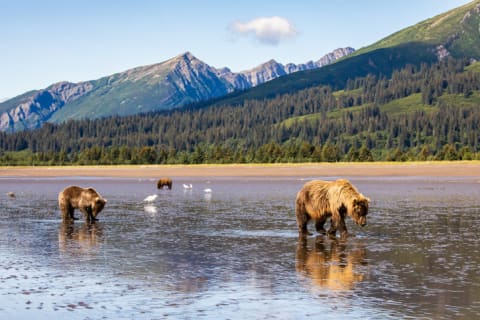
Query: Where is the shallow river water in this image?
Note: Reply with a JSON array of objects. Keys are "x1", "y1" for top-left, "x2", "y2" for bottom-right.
[{"x1": 1, "y1": 175, "x2": 480, "y2": 319}]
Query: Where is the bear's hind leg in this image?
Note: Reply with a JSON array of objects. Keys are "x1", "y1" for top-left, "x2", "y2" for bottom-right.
[
  {"x1": 61, "y1": 205, "x2": 76, "y2": 221},
  {"x1": 69, "y1": 207, "x2": 77, "y2": 220},
  {"x1": 296, "y1": 202, "x2": 312, "y2": 235},
  {"x1": 84, "y1": 206, "x2": 97, "y2": 223},
  {"x1": 298, "y1": 218, "x2": 311, "y2": 235}
]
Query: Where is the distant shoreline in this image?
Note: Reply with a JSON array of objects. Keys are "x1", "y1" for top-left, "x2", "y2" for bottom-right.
[{"x1": 1, "y1": 162, "x2": 480, "y2": 178}]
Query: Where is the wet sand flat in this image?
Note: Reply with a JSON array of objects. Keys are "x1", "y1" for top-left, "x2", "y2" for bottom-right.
[
  {"x1": 2, "y1": 176, "x2": 480, "y2": 319},
  {"x1": 1, "y1": 161, "x2": 480, "y2": 177}
]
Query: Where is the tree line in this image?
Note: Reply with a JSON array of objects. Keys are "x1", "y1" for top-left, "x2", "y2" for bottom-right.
[{"x1": 1, "y1": 57, "x2": 480, "y2": 165}]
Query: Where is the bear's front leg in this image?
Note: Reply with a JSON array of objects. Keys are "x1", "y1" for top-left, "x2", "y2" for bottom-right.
[
  {"x1": 88, "y1": 214, "x2": 99, "y2": 223},
  {"x1": 84, "y1": 207, "x2": 98, "y2": 223},
  {"x1": 79, "y1": 207, "x2": 91, "y2": 222},
  {"x1": 328, "y1": 218, "x2": 348, "y2": 238}
]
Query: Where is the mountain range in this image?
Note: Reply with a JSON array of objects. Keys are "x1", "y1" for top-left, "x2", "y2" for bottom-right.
[
  {"x1": 0, "y1": 48, "x2": 354, "y2": 133},
  {"x1": 215, "y1": 0, "x2": 480, "y2": 105},
  {"x1": 2, "y1": 0, "x2": 480, "y2": 134}
]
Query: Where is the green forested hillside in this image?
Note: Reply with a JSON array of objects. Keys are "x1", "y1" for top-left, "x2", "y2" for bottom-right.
[
  {"x1": 216, "y1": 1, "x2": 480, "y2": 106},
  {"x1": 214, "y1": 43, "x2": 438, "y2": 106},
  {"x1": 1, "y1": 58, "x2": 480, "y2": 165},
  {"x1": 355, "y1": 1, "x2": 480, "y2": 57}
]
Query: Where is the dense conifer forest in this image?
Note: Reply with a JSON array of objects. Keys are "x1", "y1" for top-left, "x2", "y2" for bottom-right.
[{"x1": 2, "y1": 58, "x2": 480, "y2": 165}]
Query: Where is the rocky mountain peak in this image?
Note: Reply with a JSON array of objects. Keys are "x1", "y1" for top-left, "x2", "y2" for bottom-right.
[
  {"x1": 171, "y1": 51, "x2": 202, "y2": 68},
  {"x1": 178, "y1": 51, "x2": 196, "y2": 61},
  {"x1": 46, "y1": 81, "x2": 94, "y2": 103},
  {"x1": 233, "y1": 47, "x2": 355, "y2": 87},
  {"x1": 316, "y1": 47, "x2": 355, "y2": 67},
  {"x1": 0, "y1": 47, "x2": 355, "y2": 132},
  {"x1": 0, "y1": 81, "x2": 94, "y2": 132},
  {"x1": 241, "y1": 59, "x2": 287, "y2": 87}
]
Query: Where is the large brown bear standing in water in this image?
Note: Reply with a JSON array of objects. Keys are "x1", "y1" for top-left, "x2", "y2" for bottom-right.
[
  {"x1": 295, "y1": 179, "x2": 369, "y2": 237},
  {"x1": 157, "y1": 177, "x2": 173, "y2": 190},
  {"x1": 58, "y1": 186, "x2": 107, "y2": 222}
]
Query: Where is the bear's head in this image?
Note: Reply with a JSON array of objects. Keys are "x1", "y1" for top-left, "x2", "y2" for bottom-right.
[
  {"x1": 92, "y1": 197, "x2": 107, "y2": 218},
  {"x1": 350, "y1": 197, "x2": 369, "y2": 227}
]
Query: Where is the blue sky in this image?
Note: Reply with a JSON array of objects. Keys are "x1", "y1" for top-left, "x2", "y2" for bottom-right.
[{"x1": 0, "y1": 0, "x2": 473, "y2": 99}]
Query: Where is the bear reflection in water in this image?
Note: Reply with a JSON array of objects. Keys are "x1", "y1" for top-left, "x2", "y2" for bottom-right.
[
  {"x1": 58, "y1": 221, "x2": 104, "y2": 254},
  {"x1": 295, "y1": 235, "x2": 367, "y2": 291}
]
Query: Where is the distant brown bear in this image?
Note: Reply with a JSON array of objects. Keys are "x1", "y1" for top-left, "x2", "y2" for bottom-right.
[
  {"x1": 295, "y1": 179, "x2": 369, "y2": 237},
  {"x1": 58, "y1": 186, "x2": 107, "y2": 222},
  {"x1": 157, "y1": 177, "x2": 173, "y2": 190}
]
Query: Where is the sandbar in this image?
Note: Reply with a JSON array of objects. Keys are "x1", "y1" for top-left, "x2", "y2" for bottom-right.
[{"x1": 1, "y1": 162, "x2": 480, "y2": 178}]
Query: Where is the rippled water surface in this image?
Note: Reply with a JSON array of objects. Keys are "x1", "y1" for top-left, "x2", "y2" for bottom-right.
[{"x1": 1, "y1": 176, "x2": 480, "y2": 319}]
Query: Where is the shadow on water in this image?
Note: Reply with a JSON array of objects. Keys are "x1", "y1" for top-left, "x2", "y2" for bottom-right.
[{"x1": 296, "y1": 235, "x2": 368, "y2": 292}]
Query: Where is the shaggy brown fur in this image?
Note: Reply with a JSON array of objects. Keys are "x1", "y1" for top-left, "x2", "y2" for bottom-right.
[
  {"x1": 58, "y1": 186, "x2": 107, "y2": 222},
  {"x1": 295, "y1": 179, "x2": 369, "y2": 236},
  {"x1": 157, "y1": 177, "x2": 173, "y2": 190}
]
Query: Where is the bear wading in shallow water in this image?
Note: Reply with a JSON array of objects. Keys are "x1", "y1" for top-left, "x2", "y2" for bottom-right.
[
  {"x1": 295, "y1": 179, "x2": 369, "y2": 237},
  {"x1": 58, "y1": 186, "x2": 107, "y2": 222},
  {"x1": 157, "y1": 177, "x2": 173, "y2": 190}
]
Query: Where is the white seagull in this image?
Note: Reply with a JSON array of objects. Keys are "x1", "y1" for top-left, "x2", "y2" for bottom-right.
[
  {"x1": 143, "y1": 194, "x2": 158, "y2": 202},
  {"x1": 203, "y1": 188, "x2": 212, "y2": 193},
  {"x1": 183, "y1": 184, "x2": 193, "y2": 189}
]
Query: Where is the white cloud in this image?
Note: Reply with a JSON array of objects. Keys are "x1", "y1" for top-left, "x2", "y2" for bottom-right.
[{"x1": 229, "y1": 16, "x2": 298, "y2": 45}]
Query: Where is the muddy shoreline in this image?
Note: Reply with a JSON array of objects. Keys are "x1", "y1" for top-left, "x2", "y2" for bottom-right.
[{"x1": 1, "y1": 161, "x2": 480, "y2": 177}]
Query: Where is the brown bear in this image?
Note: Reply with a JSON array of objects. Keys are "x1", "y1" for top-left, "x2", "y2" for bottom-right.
[
  {"x1": 58, "y1": 186, "x2": 107, "y2": 222},
  {"x1": 157, "y1": 177, "x2": 173, "y2": 190},
  {"x1": 295, "y1": 179, "x2": 369, "y2": 237}
]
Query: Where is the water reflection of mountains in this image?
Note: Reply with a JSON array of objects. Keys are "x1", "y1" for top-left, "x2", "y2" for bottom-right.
[{"x1": 296, "y1": 236, "x2": 368, "y2": 291}]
